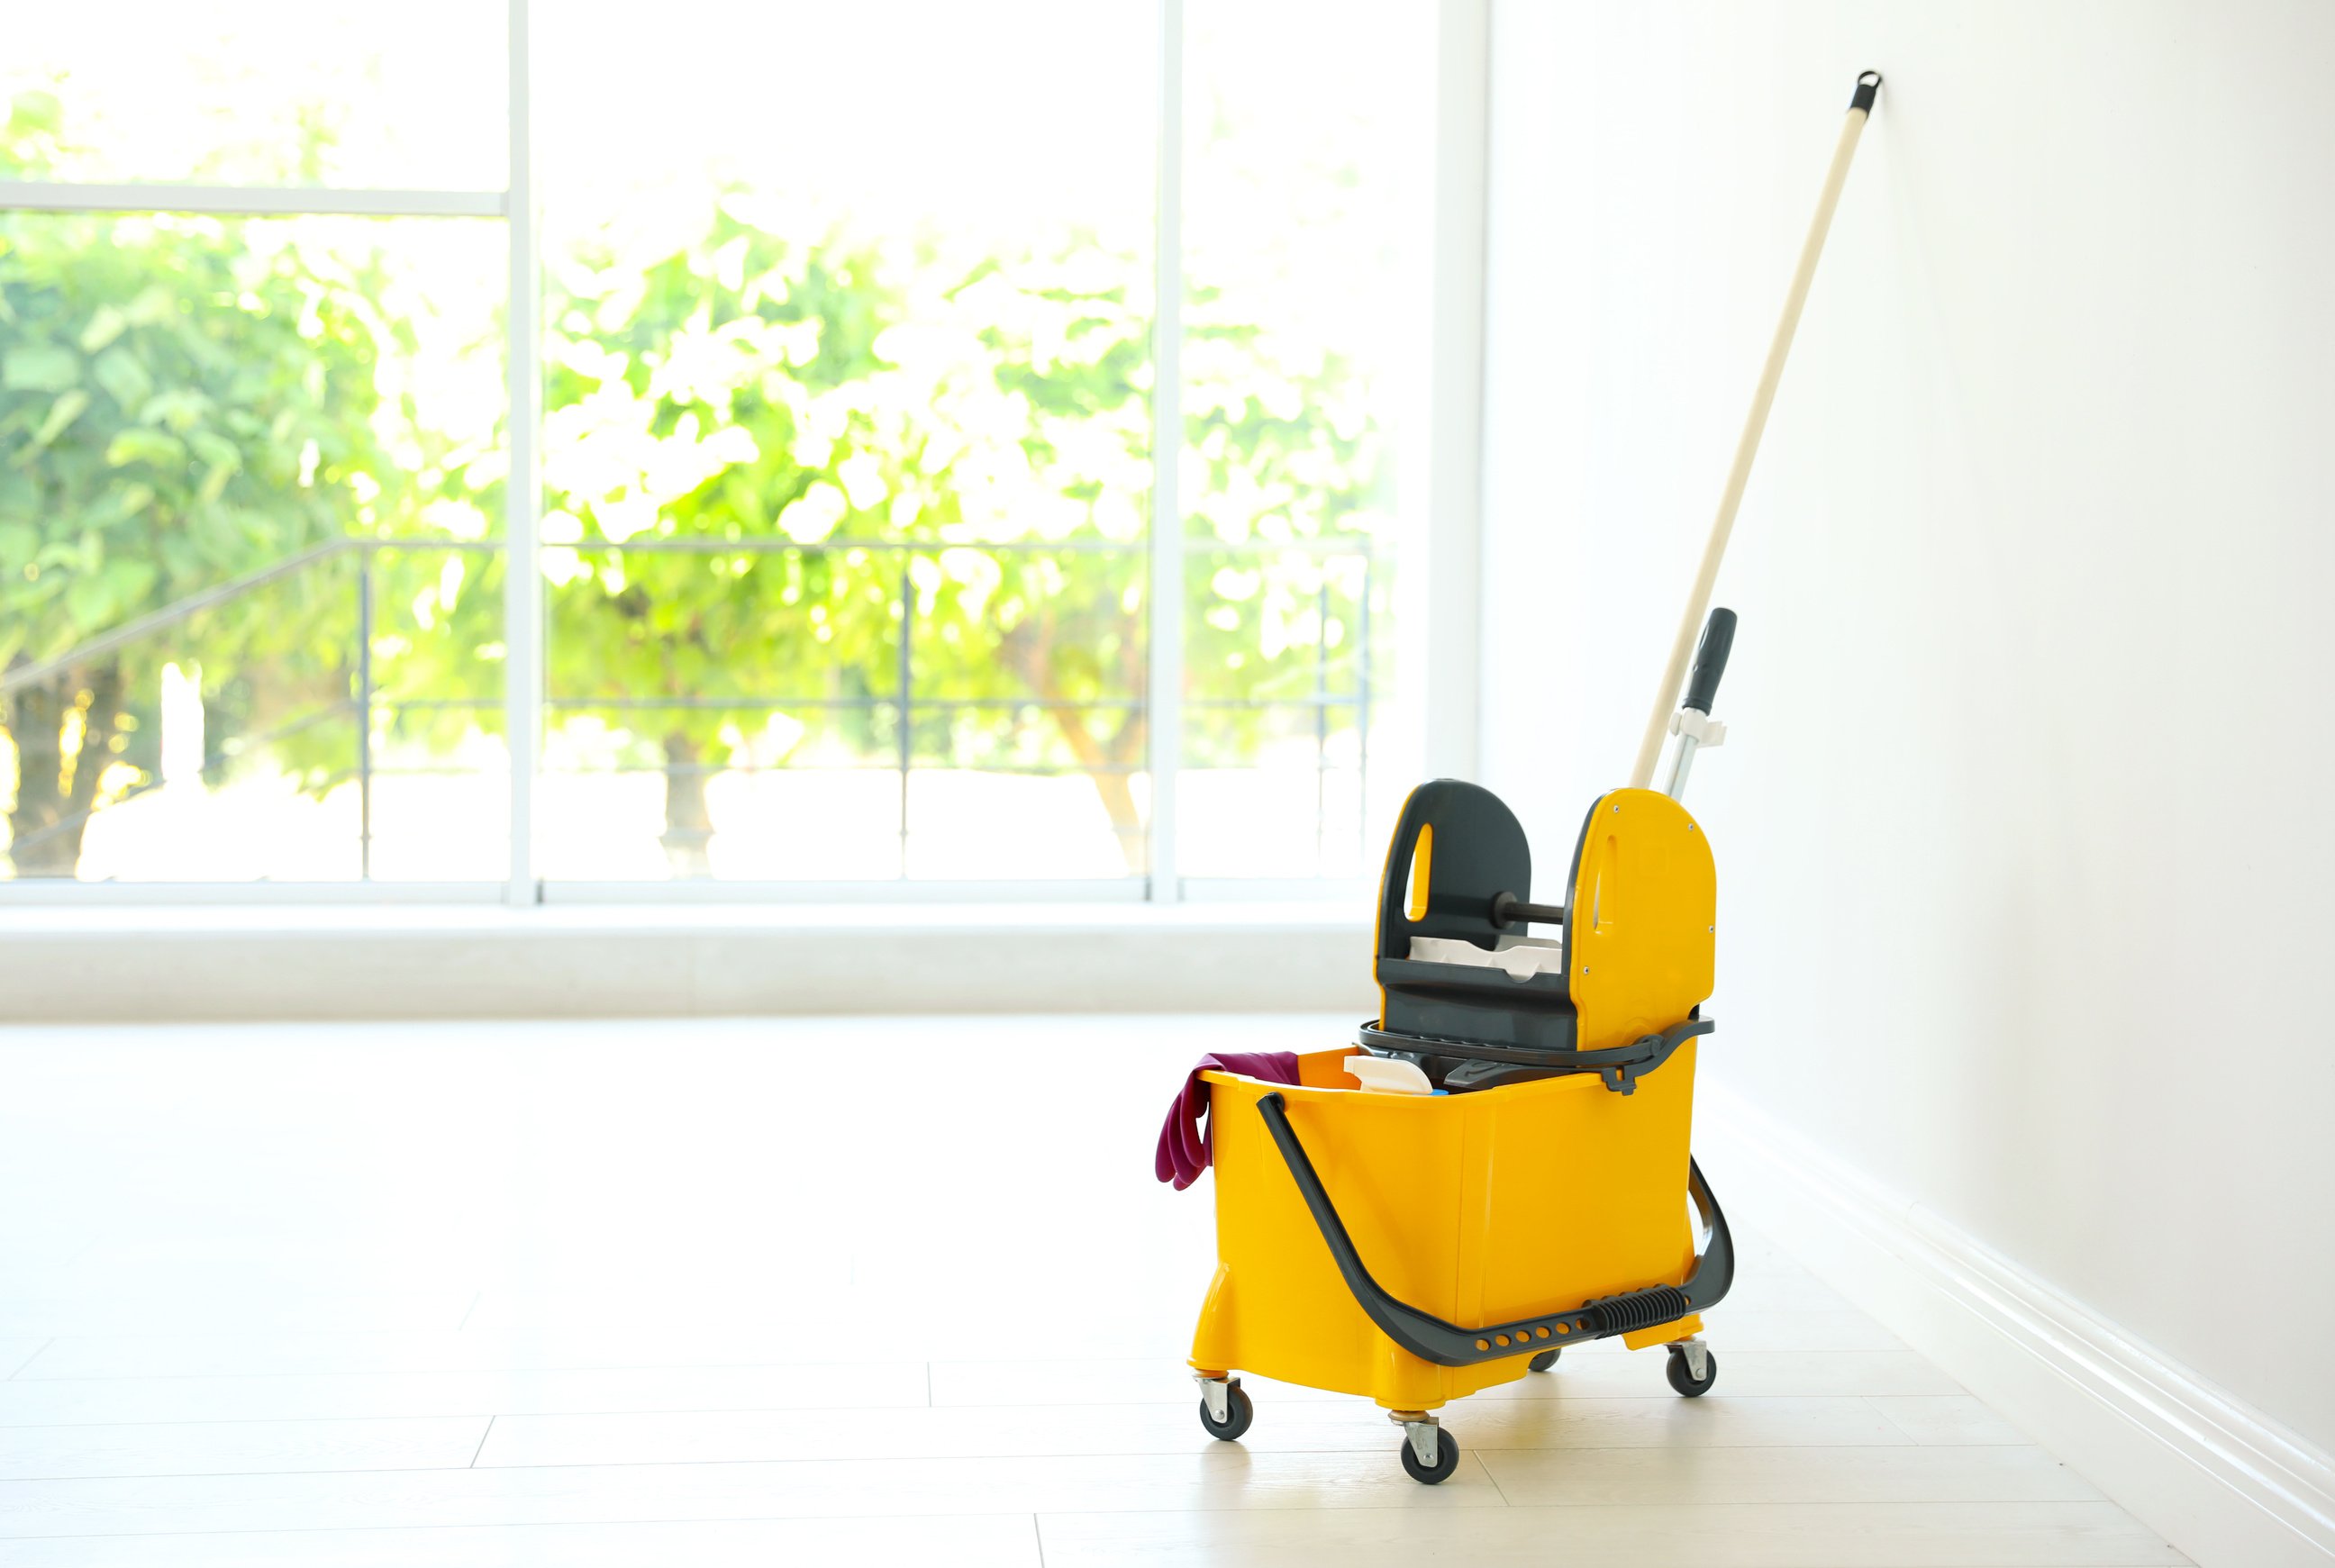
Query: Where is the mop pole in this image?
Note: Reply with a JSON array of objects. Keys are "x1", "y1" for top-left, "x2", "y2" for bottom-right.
[{"x1": 1628, "y1": 70, "x2": 1882, "y2": 789}]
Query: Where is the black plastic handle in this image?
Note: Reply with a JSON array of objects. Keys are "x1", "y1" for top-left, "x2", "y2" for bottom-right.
[
  {"x1": 1254, "y1": 1091, "x2": 1735, "y2": 1368},
  {"x1": 1490, "y1": 891, "x2": 1567, "y2": 929},
  {"x1": 1682, "y1": 607, "x2": 1737, "y2": 714},
  {"x1": 1851, "y1": 70, "x2": 1883, "y2": 113},
  {"x1": 1360, "y1": 1015, "x2": 1713, "y2": 1097}
]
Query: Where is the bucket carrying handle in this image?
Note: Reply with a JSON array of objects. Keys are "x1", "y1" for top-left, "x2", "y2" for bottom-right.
[{"x1": 1254, "y1": 1092, "x2": 1734, "y2": 1367}]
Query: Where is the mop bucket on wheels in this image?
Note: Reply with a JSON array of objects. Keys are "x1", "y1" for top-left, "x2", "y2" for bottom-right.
[
  {"x1": 1177, "y1": 69, "x2": 1883, "y2": 1484},
  {"x1": 1187, "y1": 778, "x2": 1733, "y2": 1484}
]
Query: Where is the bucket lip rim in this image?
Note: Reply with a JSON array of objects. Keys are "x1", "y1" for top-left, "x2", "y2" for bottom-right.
[
  {"x1": 1198, "y1": 1063, "x2": 1627, "y2": 1098},
  {"x1": 1197, "y1": 1066, "x2": 1366, "y2": 1094},
  {"x1": 1196, "y1": 1046, "x2": 1361, "y2": 1090}
]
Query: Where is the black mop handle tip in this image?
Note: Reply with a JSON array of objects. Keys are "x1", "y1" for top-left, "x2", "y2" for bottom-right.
[
  {"x1": 1851, "y1": 70, "x2": 1884, "y2": 114},
  {"x1": 1682, "y1": 608, "x2": 1738, "y2": 715}
]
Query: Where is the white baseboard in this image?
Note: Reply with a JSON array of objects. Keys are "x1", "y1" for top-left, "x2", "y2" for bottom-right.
[{"x1": 1700, "y1": 1086, "x2": 2335, "y2": 1568}]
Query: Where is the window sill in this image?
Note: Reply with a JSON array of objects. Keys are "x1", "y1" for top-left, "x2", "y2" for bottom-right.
[{"x1": 0, "y1": 899, "x2": 1376, "y2": 1024}]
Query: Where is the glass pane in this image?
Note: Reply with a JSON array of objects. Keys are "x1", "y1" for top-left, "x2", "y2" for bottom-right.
[
  {"x1": 543, "y1": 544, "x2": 908, "y2": 704},
  {"x1": 537, "y1": 0, "x2": 1155, "y2": 883},
  {"x1": 1180, "y1": 0, "x2": 1426, "y2": 876},
  {"x1": 1180, "y1": 547, "x2": 1382, "y2": 880},
  {"x1": 537, "y1": 540, "x2": 1149, "y2": 881},
  {"x1": 907, "y1": 704, "x2": 1147, "y2": 879},
  {"x1": 0, "y1": 212, "x2": 506, "y2": 883},
  {"x1": 1180, "y1": 707, "x2": 1367, "y2": 881},
  {"x1": 907, "y1": 547, "x2": 1145, "y2": 705},
  {"x1": 364, "y1": 547, "x2": 509, "y2": 880},
  {"x1": 3, "y1": 5, "x2": 504, "y2": 187},
  {"x1": 541, "y1": 544, "x2": 904, "y2": 879},
  {"x1": 539, "y1": 704, "x2": 899, "y2": 882},
  {"x1": 20, "y1": 561, "x2": 365, "y2": 883}
]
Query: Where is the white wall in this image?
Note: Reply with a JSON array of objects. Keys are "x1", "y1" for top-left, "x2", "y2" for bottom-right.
[{"x1": 1479, "y1": 0, "x2": 2335, "y2": 1458}]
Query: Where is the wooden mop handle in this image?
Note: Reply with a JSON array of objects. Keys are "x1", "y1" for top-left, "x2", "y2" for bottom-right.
[{"x1": 1628, "y1": 70, "x2": 1883, "y2": 789}]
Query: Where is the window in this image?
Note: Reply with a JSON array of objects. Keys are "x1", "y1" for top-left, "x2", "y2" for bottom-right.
[{"x1": 0, "y1": 2, "x2": 1431, "y2": 902}]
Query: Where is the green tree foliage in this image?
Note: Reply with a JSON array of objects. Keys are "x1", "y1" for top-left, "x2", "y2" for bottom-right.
[
  {"x1": 2, "y1": 86, "x2": 1389, "y2": 881},
  {"x1": 0, "y1": 91, "x2": 398, "y2": 875},
  {"x1": 528, "y1": 201, "x2": 1386, "y2": 875}
]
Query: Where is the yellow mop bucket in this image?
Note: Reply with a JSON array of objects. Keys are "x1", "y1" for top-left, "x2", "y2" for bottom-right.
[
  {"x1": 1180, "y1": 68, "x2": 1886, "y2": 1484},
  {"x1": 1193, "y1": 1038, "x2": 1713, "y2": 1407},
  {"x1": 1186, "y1": 775, "x2": 1734, "y2": 1482}
]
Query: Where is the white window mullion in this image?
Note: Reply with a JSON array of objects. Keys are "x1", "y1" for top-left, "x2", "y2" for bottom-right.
[
  {"x1": 504, "y1": 0, "x2": 542, "y2": 906},
  {"x1": 1419, "y1": 0, "x2": 1490, "y2": 784},
  {"x1": 1146, "y1": 0, "x2": 1186, "y2": 903}
]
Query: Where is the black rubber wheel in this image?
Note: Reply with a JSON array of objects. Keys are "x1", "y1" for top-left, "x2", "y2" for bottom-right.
[
  {"x1": 1198, "y1": 1380, "x2": 1254, "y2": 1440},
  {"x1": 1398, "y1": 1426, "x2": 1460, "y2": 1484},
  {"x1": 1528, "y1": 1347, "x2": 1561, "y2": 1373},
  {"x1": 1665, "y1": 1345, "x2": 1718, "y2": 1398}
]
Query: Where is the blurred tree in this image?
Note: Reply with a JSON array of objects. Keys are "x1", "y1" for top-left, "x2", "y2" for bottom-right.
[
  {"x1": 0, "y1": 90, "x2": 398, "y2": 875},
  {"x1": 2, "y1": 82, "x2": 1388, "y2": 882},
  {"x1": 525, "y1": 200, "x2": 1386, "y2": 875}
]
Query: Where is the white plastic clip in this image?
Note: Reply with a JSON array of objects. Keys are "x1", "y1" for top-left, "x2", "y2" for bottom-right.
[{"x1": 1668, "y1": 708, "x2": 1727, "y2": 748}]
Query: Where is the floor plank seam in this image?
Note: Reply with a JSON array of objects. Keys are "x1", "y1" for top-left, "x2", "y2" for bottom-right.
[
  {"x1": 4, "y1": 1342, "x2": 54, "y2": 1382},
  {"x1": 0, "y1": 1440, "x2": 2078, "y2": 1485},
  {"x1": 1031, "y1": 1511, "x2": 1046, "y2": 1566},
  {"x1": 0, "y1": 1391, "x2": 1935, "y2": 1427},
  {"x1": 468, "y1": 1414, "x2": 496, "y2": 1469},
  {"x1": 455, "y1": 1292, "x2": 482, "y2": 1332},
  {"x1": 0, "y1": 1359, "x2": 939, "y2": 1387},
  {"x1": 0, "y1": 1500, "x2": 2196, "y2": 1545},
  {"x1": 1476, "y1": 1450, "x2": 1515, "y2": 1506}
]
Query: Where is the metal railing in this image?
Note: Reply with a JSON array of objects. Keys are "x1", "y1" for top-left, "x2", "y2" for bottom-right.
[{"x1": 3, "y1": 533, "x2": 1378, "y2": 884}]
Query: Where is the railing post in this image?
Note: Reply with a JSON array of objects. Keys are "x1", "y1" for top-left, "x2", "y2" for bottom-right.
[
  {"x1": 897, "y1": 554, "x2": 913, "y2": 879},
  {"x1": 1315, "y1": 578, "x2": 1331, "y2": 874},
  {"x1": 357, "y1": 556, "x2": 374, "y2": 881}
]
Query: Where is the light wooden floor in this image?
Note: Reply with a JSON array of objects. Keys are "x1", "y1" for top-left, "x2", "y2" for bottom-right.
[{"x1": 0, "y1": 1016, "x2": 2185, "y2": 1566}]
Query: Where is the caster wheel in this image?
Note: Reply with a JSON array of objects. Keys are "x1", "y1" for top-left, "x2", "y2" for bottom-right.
[
  {"x1": 1528, "y1": 1348, "x2": 1561, "y2": 1373},
  {"x1": 1398, "y1": 1427, "x2": 1460, "y2": 1485},
  {"x1": 1198, "y1": 1380, "x2": 1253, "y2": 1440},
  {"x1": 1665, "y1": 1344, "x2": 1718, "y2": 1398}
]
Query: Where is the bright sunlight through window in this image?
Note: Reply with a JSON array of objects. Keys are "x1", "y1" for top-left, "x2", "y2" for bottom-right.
[{"x1": 0, "y1": 1, "x2": 1431, "y2": 898}]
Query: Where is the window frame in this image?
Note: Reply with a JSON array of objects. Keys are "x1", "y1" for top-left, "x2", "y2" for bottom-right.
[{"x1": 0, "y1": 0, "x2": 1484, "y2": 909}]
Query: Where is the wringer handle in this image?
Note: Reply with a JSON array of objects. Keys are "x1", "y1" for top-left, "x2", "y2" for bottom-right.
[{"x1": 1682, "y1": 608, "x2": 1737, "y2": 715}]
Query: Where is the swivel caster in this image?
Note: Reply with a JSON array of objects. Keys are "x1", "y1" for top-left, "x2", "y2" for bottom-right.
[
  {"x1": 1195, "y1": 1374, "x2": 1253, "y2": 1440},
  {"x1": 1665, "y1": 1339, "x2": 1717, "y2": 1397},
  {"x1": 1393, "y1": 1411, "x2": 1459, "y2": 1484},
  {"x1": 1528, "y1": 1347, "x2": 1561, "y2": 1373}
]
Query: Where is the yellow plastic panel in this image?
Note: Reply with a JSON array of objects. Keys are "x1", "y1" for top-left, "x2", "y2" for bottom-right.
[
  {"x1": 1622, "y1": 1312, "x2": 1704, "y2": 1351},
  {"x1": 1473, "y1": 1040, "x2": 1700, "y2": 1323},
  {"x1": 1567, "y1": 789, "x2": 1716, "y2": 1051}
]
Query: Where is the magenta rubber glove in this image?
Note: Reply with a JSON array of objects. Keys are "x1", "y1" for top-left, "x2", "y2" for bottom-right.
[{"x1": 1155, "y1": 1051, "x2": 1304, "y2": 1191}]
